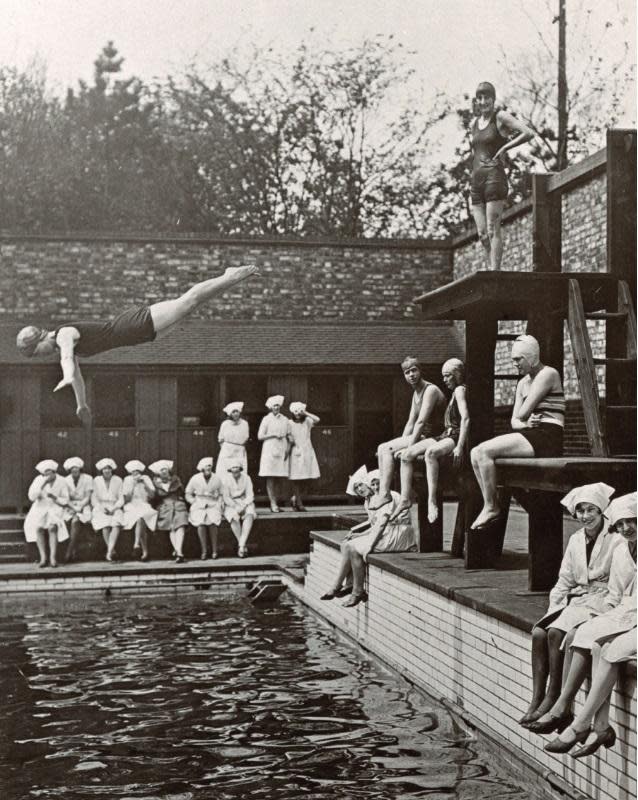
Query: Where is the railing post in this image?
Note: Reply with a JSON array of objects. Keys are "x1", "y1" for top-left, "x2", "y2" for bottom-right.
[
  {"x1": 532, "y1": 173, "x2": 561, "y2": 272},
  {"x1": 607, "y1": 129, "x2": 637, "y2": 304}
]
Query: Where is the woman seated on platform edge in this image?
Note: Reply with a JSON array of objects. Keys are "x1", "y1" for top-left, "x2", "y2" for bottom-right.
[
  {"x1": 470, "y1": 334, "x2": 564, "y2": 530},
  {"x1": 520, "y1": 482, "x2": 621, "y2": 727}
]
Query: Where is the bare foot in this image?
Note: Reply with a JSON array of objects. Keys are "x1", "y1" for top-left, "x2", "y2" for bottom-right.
[
  {"x1": 471, "y1": 506, "x2": 501, "y2": 530},
  {"x1": 224, "y1": 265, "x2": 259, "y2": 284},
  {"x1": 390, "y1": 498, "x2": 412, "y2": 521},
  {"x1": 76, "y1": 405, "x2": 92, "y2": 426},
  {"x1": 368, "y1": 494, "x2": 392, "y2": 511},
  {"x1": 427, "y1": 502, "x2": 439, "y2": 524}
]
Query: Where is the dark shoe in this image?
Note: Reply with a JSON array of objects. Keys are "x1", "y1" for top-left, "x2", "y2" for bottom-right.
[
  {"x1": 175, "y1": 555, "x2": 185, "y2": 564},
  {"x1": 211, "y1": 552, "x2": 218, "y2": 560},
  {"x1": 296, "y1": 502, "x2": 307, "y2": 512},
  {"x1": 342, "y1": 591, "x2": 368, "y2": 607},
  {"x1": 544, "y1": 725, "x2": 590, "y2": 753},
  {"x1": 519, "y1": 709, "x2": 543, "y2": 727},
  {"x1": 133, "y1": 544, "x2": 142, "y2": 554},
  {"x1": 200, "y1": 552, "x2": 208, "y2": 560},
  {"x1": 38, "y1": 560, "x2": 47, "y2": 569},
  {"x1": 335, "y1": 584, "x2": 353, "y2": 598},
  {"x1": 529, "y1": 712, "x2": 574, "y2": 735},
  {"x1": 140, "y1": 553, "x2": 149, "y2": 562},
  {"x1": 320, "y1": 590, "x2": 338, "y2": 600},
  {"x1": 572, "y1": 726, "x2": 616, "y2": 758}
]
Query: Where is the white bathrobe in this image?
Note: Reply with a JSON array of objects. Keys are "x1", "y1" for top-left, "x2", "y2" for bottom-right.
[
  {"x1": 91, "y1": 475, "x2": 124, "y2": 531},
  {"x1": 185, "y1": 472, "x2": 224, "y2": 526},
  {"x1": 24, "y1": 475, "x2": 69, "y2": 542}
]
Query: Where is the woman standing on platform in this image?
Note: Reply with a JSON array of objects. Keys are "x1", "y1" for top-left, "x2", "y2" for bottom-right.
[
  {"x1": 24, "y1": 460, "x2": 70, "y2": 568},
  {"x1": 216, "y1": 402, "x2": 249, "y2": 476},
  {"x1": 258, "y1": 395, "x2": 292, "y2": 513},
  {"x1": 288, "y1": 402, "x2": 321, "y2": 511},
  {"x1": 528, "y1": 493, "x2": 636, "y2": 751},
  {"x1": 186, "y1": 457, "x2": 224, "y2": 559},
  {"x1": 520, "y1": 483, "x2": 621, "y2": 727},
  {"x1": 222, "y1": 460, "x2": 257, "y2": 557},
  {"x1": 62, "y1": 457, "x2": 93, "y2": 563},
  {"x1": 122, "y1": 460, "x2": 157, "y2": 561},
  {"x1": 150, "y1": 460, "x2": 189, "y2": 563},
  {"x1": 91, "y1": 458, "x2": 124, "y2": 562},
  {"x1": 470, "y1": 81, "x2": 533, "y2": 270}
]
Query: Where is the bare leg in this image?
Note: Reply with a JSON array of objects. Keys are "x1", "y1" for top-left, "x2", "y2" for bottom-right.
[
  {"x1": 471, "y1": 433, "x2": 534, "y2": 528},
  {"x1": 107, "y1": 526, "x2": 121, "y2": 560},
  {"x1": 424, "y1": 438, "x2": 454, "y2": 523},
  {"x1": 395, "y1": 438, "x2": 436, "y2": 518},
  {"x1": 136, "y1": 520, "x2": 149, "y2": 559},
  {"x1": 35, "y1": 529, "x2": 48, "y2": 567},
  {"x1": 149, "y1": 266, "x2": 258, "y2": 336},
  {"x1": 230, "y1": 519, "x2": 241, "y2": 545},
  {"x1": 523, "y1": 627, "x2": 550, "y2": 720},
  {"x1": 172, "y1": 526, "x2": 186, "y2": 558},
  {"x1": 101, "y1": 529, "x2": 110, "y2": 550},
  {"x1": 372, "y1": 436, "x2": 412, "y2": 510},
  {"x1": 326, "y1": 542, "x2": 355, "y2": 594},
  {"x1": 266, "y1": 478, "x2": 279, "y2": 512},
  {"x1": 290, "y1": 480, "x2": 307, "y2": 511},
  {"x1": 197, "y1": 525, "x2": 208, "y2": 558},
  {"x1": 239, "y1": 515, "x2": 254, "y2": 555},
  {"x1": 48, "y1": 526, "x2": 58, "y2": 566},
  {"x1": 471, "y1": 203, "x2": 490, "y2": 267},
  {"x1": 342, "y1": 550, "x2": 366, "y2": 602},
  {"x1": 486, "y1": 200, "x2": 505, "y2": 270},
  {"x1": 573, "y1": 643, "x2": 617, "y2": 744}
]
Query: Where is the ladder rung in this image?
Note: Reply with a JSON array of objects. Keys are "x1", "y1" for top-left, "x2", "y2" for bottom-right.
[
  {"x1": 606, "y1": 405, "x2": 637, "y2": 413},
  {"x1": 494, "y1": 374, "x2": 520, "y2": 380},
  {"x1": 585, "y1": 311, "x2": 627, "y2": 321},
  {"x1": 496, "y1": 333, "x2": 523, "y2": 340},
  {"x1": 593, "y1": 357, "x2": 636, "y2": 366}
]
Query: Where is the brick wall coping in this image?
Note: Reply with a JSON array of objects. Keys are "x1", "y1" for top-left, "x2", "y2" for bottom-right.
[
  {"x1": 0, "y1": 231, "x2": 452, "y2": 251},
  {"x1": 546, "y1": 147, "x2": 607, "y2": 193},
  {"x1": 451, "y1": 197, "x2": 532, "y2": 248},
  {"x1": 310, "y1": 529, "x2": 637, "y2": 678}
]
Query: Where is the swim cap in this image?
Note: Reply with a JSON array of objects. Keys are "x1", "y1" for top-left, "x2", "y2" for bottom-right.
[
  {"x1": 442, "y1": 358, "x2": 465, "y2": 377},
  {"x1": 16, "y1": 326, "x2": 43, "y2": 357},
  {"x1": 511, "y1": 335, "x2": 540, "y2": 367},
  {"x1": 476, "y1": 81, "x2": 496, "y2": 99}
]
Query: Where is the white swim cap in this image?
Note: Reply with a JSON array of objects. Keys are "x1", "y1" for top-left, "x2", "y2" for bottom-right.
[{"x1": 511, "y1": 335, "x2": 540, "y2": 367}]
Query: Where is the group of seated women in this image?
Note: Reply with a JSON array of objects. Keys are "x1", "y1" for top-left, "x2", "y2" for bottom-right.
[{"x1": 24, "y1": 455, "x2": 256, "y2": 566}]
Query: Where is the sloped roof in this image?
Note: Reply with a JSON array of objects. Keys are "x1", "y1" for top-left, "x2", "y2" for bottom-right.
[{"x1": 0, "y1": 320, "x2": 464, "y2": 366}]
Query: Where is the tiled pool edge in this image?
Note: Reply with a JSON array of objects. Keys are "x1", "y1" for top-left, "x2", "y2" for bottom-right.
[{"x1": 285, "y1": 538, "x2": 636, "y2": 800}]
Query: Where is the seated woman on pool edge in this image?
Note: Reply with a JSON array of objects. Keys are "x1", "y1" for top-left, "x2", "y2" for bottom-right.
[
  {"x1": 24, "y1": 459, "x2": 70, "y2": 568},
  {"x1": 520, "y1": 482, "x2": 620, "y2": 727},
  {"x1": 321, "y1": 465, "x2": 416, "y2": 607},
  {"x1": 150, "y1": 460, "x2": 190, "y2": 563},
  {"x1": 470, "y1": 334, "x2": 564, "y2": 530},
  {"x1": 528, "y1": 493, "x2": 636, "y2": 754}
]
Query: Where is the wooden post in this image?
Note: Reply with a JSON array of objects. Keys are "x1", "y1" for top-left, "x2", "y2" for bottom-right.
[
  {"x1": 520, "y1": 490, "x2": 564, "y2": 592},
  {"x1": 465, "y1": 315, "x2": 498, "y2": 446},
  {"x1": 607, "y1": 129, "x2": 637, "y2": 303},
  {"x1": 532, "y1": 173, "x2": 561, "y2": 273}
]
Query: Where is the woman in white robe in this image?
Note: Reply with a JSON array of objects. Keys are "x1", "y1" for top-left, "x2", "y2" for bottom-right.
[
  {"x1": 24, "y1": 459, "x2": 69, "y2": 568},
  {"x1": 222, "y1": 460, "x2": 256, "y2": 557},
  {"x1": 62, "y1": 456, "x2": 93, "y2": 563},
  {"x1": 288, "y1": 402, "x2": 320, "y2": 511},
  {"x1": 258, "y1": 395, "x2": 292, "y2": 512},
  {"x1": 185, "y1": 457, "x2": 224, "y2": 559},
  {"x1": 529, "y1": 493, "x2": 636, "y2": 748},
  {"x1": 216, "y1": 402, "x2": 249, "y2": 475},
  {"x1": 520, "y1": 483, "x2": 620, "y2": 726},
  {"x1": 122, "y1": 460, "x2": 157, "y2": 561},
  {"x1": 91, "y1": 458, "x2": 124, "y2": 562}
]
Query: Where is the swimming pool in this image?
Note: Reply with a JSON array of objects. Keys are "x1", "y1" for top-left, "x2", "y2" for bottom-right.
[{"x1": 1, "y1": 592, "x2": 534, "y2": 799}]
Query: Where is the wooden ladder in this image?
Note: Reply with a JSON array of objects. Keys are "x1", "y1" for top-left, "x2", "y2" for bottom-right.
[{"x1": 567, "y1": 278, "x2": 637, "y2": 456}]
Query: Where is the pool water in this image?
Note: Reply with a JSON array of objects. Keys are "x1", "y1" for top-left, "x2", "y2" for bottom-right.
[{"x1": 0, "y1": 592, "x2": 534, "y2": 799}]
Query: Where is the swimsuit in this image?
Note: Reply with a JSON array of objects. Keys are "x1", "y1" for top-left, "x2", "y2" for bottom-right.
[
  {"x1": 470, "y1": 111, "x2": 509, "y2": 205},
  {"x1": 57, "y1": 306, "x2": 156, "y2": 357}
]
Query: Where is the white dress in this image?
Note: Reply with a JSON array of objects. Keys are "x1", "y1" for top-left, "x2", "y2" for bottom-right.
[
  {"x1": 535, "y1": 524, "x2": 622, "y2": 632},
  {"x1": 288, "y1": 418, "x2": 320, "y2": 480},
  {"x1": 185, "y1": 473, "x2": 224, "y2": 526},
  {"x1": 24, "y1": 475, "x2": 69, "y2": 542},
  {"x1": 571, "y1": 542, "x2": 637, "y2": 651},
  {"x1": 601, "y1": 626, "x2": 637, "y2": 663},
  {"x1": 122, "y1": 475, "x2": 157, "y2": 531},
  {"x1": 216, "y1": 419, "x2": 249, "y2": 475},
  {"x1": 351, "y1": 491, "x2": 416, "y2": 557},
  {"x1": 91, "y1": 475, "x2": 125, "y2": 531},
  {"x1": 222, "y1": 473, "x2": 256, "y2": 523},
  {"x1": 258, "y1": 413, "x2": 291, "y2": 477},
  {"x1": 63, "y1": 473, "x2": 94, "y2": 524}
]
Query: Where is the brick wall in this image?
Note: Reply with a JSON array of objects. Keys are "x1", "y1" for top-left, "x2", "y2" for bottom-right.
[
  {"x1": 0, "y1": 236, "x2": 452, "y2": 324},
  {"x1": 301, "y1": 540, "x2": 637, "y2": 800}
]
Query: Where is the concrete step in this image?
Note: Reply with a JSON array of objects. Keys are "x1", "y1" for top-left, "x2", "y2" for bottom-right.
[{"x1": 0, "y1": 517, "x2": 23, "y2": 531}]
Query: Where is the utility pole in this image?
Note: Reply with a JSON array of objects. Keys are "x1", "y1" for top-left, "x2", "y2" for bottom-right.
[{"x1": 557, "y1": 0, "x2": 568, "y2": 169}]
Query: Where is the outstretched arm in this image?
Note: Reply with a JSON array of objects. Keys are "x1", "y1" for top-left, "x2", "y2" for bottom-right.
[{"x1": 54, "y1": 328, "x2": 91, "y2": 425}]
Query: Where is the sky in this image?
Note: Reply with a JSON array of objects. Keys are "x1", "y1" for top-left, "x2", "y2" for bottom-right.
[{"x1": 2, "y1": 0, "x2": 636, "y2": 160}]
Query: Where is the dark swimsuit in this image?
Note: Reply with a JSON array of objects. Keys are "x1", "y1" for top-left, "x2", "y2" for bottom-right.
[
  {"x1": 56, "y1": 306, "x2": 156, "y2": 357},
  {"x1": 471, "y1": 111, "x2": 509, "y2": 205}
]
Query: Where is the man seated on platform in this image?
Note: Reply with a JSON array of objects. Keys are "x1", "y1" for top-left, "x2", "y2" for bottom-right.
[
  {"x1": 470, "y1": 334, "x2": 565, "y2": 530},
  {"x1": 368, "y1": 356, "x2": 446, "y2": 511}
]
